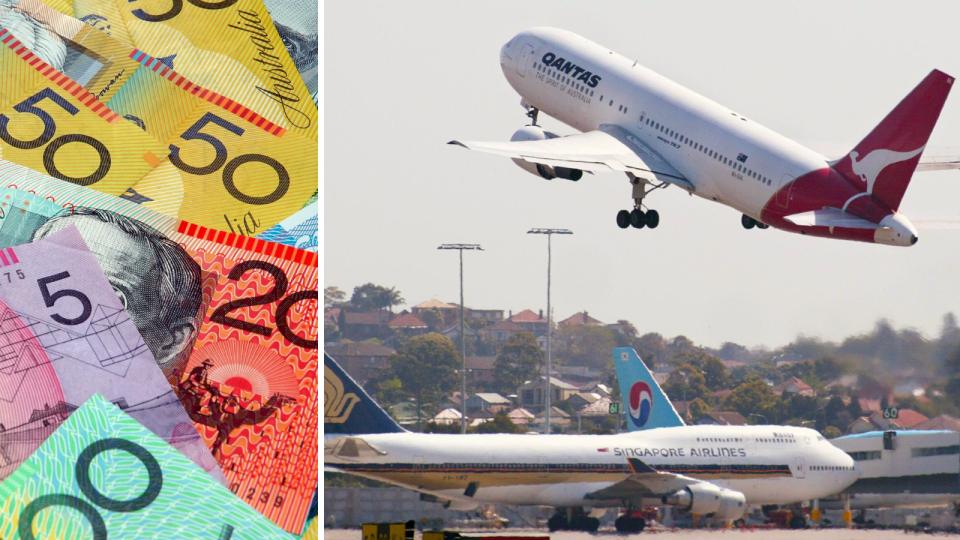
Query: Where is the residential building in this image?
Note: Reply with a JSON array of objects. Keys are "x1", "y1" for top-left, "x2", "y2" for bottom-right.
[
  {"x1": 507, "y1": 408, "x2": 535, "y2": 426},
  {"x1": 517, "y1": 376, "x2": 579, "y2": 411},
  {"x1": 338, "y1": 310, "x2": 393, "y2": 341},
  {"x1": 440, "y1": 323, "x2": 480, "y2": 344},
  {"x1": 324, "y1": 341, "x2": 395, "y2": 385},
  {"x1": 531, "y1": 406, "x2": 572, "y2": 428},
  {"x1": 478, "y1": 320, "x2": 526, "y2": 350},
  {"x1": 558, "y1": 311, "x2": 604, "y2": 328},
  {"x1": 774, "y1": 377, "x2": 816, "y2": 398},
  {"x1": 431, "y1": 408, "x2": 463, "y2": 425},
  {"x1": 567, "y1": 392, "x2": 602, "y2": 410},
  {"x1": 411, "y1": 299, "x2": 460, "y2": 325},
  {"x1": 386, "y1": 311, "x2": 429, "y2": 337},
  {"x1": 848, "y1": 409, "x2": 931, "y2": 434},
  {"x1": 466, "y1": 308, "x2": 504, "y2": 325},
  {"x1": 465, "y1": 356, "x2": 497, "y2": 385},
  {"x1": 466, "y1": 393, "x2": 511, "y2": 413},
  {"x1": 508, "y1": 309, "x2": 549, "y2": 336},
  {"x1": 914, "y1": 415, "x2": 960, "y2": 432},
  {"x1": 577, "y1": 397, "x2": 615, "y2": 419}
]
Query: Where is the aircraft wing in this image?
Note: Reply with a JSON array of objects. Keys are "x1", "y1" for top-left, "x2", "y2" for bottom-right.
[
  {"x1": 449, "y1": 124, "x2": 695, "y2": 191},
  {"x1": 584, "y1": 458, "x2": 703, "y2": 501}
]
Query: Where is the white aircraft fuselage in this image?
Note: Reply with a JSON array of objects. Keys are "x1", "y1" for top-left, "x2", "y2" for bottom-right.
[
  {"x1": 327, "y1": 424, "x2": 858, "y2": 508},
  {"x1": 493, "y1": 28, "x2": 945, "y2": 246}
]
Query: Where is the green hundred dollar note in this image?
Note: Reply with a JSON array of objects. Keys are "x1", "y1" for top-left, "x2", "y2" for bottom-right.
[{"x1": 0, "y1": 393, "x2": 295, "y2": 538}]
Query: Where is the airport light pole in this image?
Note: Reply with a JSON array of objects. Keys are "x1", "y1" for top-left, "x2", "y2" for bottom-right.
[
  {"x1": 438, "y1": 243, "x2": 484, "y2": 434},
  {"x1": 527, "y1": 228, "x2": 572, "y2": 434}
]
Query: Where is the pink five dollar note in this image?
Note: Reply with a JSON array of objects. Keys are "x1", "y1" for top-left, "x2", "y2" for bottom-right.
[
  {"x1": 0, "y1": 159, "x2": 319, "y2": 533},
  {"x1": 0, "y1": 225, "x2": 224, "y2": 484}
]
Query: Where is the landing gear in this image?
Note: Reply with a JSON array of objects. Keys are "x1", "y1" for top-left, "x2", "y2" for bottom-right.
[
  {"x1": 526, "y1": 107, "x2": 539, "y2": 126},
  {"x1": 614, "y1": 515, "x2": 646, "y2": 533},
  {"x1": 547, "y1": 508, "x2": 600, "y2": 532},
  {"x1": 618, "y1": 174, "x2": 664, "y2": 231},
  {"x1": 742, "y1": 214, "x2": 769, "y2": 230}
]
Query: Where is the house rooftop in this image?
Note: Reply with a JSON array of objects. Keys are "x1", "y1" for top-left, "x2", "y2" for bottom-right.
[
  {"x1": 325, "y1": 341, "x2": 395, "y2": 357},
  {"x1": 413, "y1": 299, "x2": 458, "y2": 310},
  {"x1": 386, "y1": 312, "x2": 428, "y2": 328},
  {"x1": 558, "y1": 311, "x2": 604, "y2": 326},
  {"x1": 509, "y1": 309, "x2": 546, "y2": 323}
]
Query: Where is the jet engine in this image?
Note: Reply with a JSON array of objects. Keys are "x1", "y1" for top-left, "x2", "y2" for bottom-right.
[
  {"x1": 662, "y1": 483, "x2": 722, "y2": 515},
  {"x1": 713, "y1": 489, "x2": 747, "y2": 521},
  {"x1": 510, "y1": 126, "x2": 583, "y2": 181}
]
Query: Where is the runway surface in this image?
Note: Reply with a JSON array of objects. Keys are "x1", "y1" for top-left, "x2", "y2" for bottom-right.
[{"x1": 323, "y1": 528, "x2": 938, "y2": 539}]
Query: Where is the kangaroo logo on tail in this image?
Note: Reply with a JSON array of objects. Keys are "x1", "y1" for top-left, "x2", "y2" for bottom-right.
[{"x1": 849, "y1": 146, "x2": 925, "y2": 194}]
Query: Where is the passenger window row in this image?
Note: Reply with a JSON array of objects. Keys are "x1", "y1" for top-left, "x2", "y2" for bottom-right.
[
  {"x1": 811, "y1": 465, "x2": 854, "y2": 471},
  {"x1": 533, "y1": 61, "x2": 595, "y2": 97},
  {"x1": 643, "y1": 118, "x2": 774, "y2": 186}
]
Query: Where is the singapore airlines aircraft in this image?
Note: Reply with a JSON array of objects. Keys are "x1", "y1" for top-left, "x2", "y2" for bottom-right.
[
  {"x1": 324, "y1": 354, "x2": 858, "y2": 532},
  {"x1": 451, "y1": 27, "x2": 960, "y2": 246},
  {"x1": 611, "y1": 348, "x2": 960, "y2": 514}
]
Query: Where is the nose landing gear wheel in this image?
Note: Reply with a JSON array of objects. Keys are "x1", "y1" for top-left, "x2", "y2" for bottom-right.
[
  {"x1": 616, "y1": 210, "x2": 631, "y2": 229},
  {"x1": 645, "y1": 209, "x2": 660, "y2": 229},
  {"x1": 629, "y1": 209, "x2": 646, "y2": 229}
]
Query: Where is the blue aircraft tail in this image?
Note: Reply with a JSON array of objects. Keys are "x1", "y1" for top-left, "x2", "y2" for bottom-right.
[
  {"x1": 324, "y1": 353, "x2": 405, "y2": 436},
  {"x1": 613, "y1": 347, "x2": 685, "y2": 430}
]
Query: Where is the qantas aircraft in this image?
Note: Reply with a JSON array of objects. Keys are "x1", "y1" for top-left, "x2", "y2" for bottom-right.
[
  {"x1": 325, "y1": 354, "x2": 858, "y2": 532},
  {"x1": 451, "y1": 27, "x2": 960, "y2": 246}
]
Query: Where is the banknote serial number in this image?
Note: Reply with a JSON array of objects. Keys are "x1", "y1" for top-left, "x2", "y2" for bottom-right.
[
  {"x1": 0, "y1": 270, "x2": 25, "y2": 283},
  {"x1": 230, "y1": 483, "x2": 285, "y2": 508}
]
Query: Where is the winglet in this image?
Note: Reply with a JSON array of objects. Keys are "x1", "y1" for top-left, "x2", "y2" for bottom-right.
[
  {"x1": 447, "y1": 140, "x2": 468, "y2": 147},
  {"x1": 628, "y1": 457, "x2": 657, "y2": 474}
]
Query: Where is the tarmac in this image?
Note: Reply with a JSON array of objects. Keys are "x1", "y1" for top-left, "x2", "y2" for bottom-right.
[{"x1": 323, "y1": 528, "x2": 945, "y2": 539}]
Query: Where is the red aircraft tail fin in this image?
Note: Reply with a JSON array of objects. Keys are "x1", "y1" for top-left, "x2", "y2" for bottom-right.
[{"x1": 832, "y1": 70, "x2": 953, "y2": 210}]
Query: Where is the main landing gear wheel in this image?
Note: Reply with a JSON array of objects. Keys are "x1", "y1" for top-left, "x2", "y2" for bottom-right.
[
  {"x1": 629, "y1": 209, "x2": 646, "y2": 229},
  {"x1": 616, "y1": 210, "x2": 631, "y2": 229},
  {"x1": 645, "y1": 209, "x2": 660, "y2": 229},
  {"x1": 741, "y1": 214, "x2": 756, "y2": 229},
  {"x1": 547, "y1": 512, "x2": 568, "y2": 532},
  {"x1": 614, "y1": 515, "x2": 646, "y2": 533}
]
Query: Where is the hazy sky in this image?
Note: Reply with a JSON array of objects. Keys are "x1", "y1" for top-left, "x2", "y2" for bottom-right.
[{"x1": 324, "y1": 1, "x2": 960, "y2": 349}]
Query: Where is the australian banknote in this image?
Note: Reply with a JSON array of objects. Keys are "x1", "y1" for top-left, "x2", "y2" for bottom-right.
[
  {"x1": 0, "y1": 225, "x2": 223, "y2": 483},
  {"x1": 0, "y1": 158, "x2": 318, "y2": 533},
  {"x1": 33, "y1": 0, "x2": 317, "y2": 140},
  {"x1": 0, "y1": 393, "x2": 295, "y2": 538},
  {"x1": 263, "y1": 0, "x2": 317, "y2": 105},
  {"x1": 0, "y1": 0, "x2": 317, "y2": 233},
  {"x1": 256, "y1": 201, "x2": 316, "y2": 251},
  {"x1": 0, "y1": 27, "x2": 168, "y2": 195}
]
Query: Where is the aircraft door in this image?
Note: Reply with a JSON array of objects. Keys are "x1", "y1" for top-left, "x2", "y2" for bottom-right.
[
  {"x1": 537, "y1": 455, "x2": 549, "y2": 479},
  {"x1": 776, "y1": 174, "x2": 795, "y2": 208},
  {"x1": 638, "y1": 111, "x2": 647, "y2": 129},
  {"x1": 412, "y1": 456, "x2": 425, "y2": 483},
  {"x1": 517, "y1": 44, "x2": 534, "y2": 77},
  {"x1": 795, "y1": 458, "x2": 805, "y2": 479}
]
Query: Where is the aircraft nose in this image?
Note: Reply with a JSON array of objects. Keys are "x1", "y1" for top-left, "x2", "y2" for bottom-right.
[{"x1": 911, "y1": 235, "x2": 918, "y2": 245}]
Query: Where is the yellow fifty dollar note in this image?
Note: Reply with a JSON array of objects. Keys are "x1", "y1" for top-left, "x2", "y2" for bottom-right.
[
  {"x1": 0, "y1": 0, "x2": 316, "y2": 233},
  {"x1": 0, "y1": 29, "x2": 167, "y2": 195},
  {"x1": 41, "y1": 0, "x2": 317, "y2": 140}
]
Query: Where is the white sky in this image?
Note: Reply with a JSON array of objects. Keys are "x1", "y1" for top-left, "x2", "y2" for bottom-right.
[{"x1": 324, "y1": 1, "x2": 960, "y2": 349}]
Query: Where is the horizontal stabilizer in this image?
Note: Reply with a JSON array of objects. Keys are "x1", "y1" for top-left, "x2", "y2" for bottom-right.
[
  {"x1": 783, "y1": 208, "x2": 882, "y2": 229},
  {"x1": 917, "y1": 154, "x2": 960, "y2": 172},
  {"x1": 450, "y1": 125, "x2": 694, "y2": 190}
]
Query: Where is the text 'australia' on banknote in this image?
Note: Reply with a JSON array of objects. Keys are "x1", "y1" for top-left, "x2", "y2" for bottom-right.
[
  {"x1": 0, "y1": 159, "x2": 318, "y2": 533},
  {"x1": 0, "y1": 28, "x2": 167, "y2": 195},
  {"x1": 0, "y1": 394, "x2": 295, "y2": 538},
  {"x1": 0, "y1": 225, "x2": 223, "y2": 484},
  {"x1": 0, "y1": 0, "x2": 318, "y2": 233},
  {"x1": 29, "y1": 0, "x2": 317, "y2": 139}
]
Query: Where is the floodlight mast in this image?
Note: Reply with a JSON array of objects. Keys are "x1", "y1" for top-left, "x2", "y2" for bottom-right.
[
  {"x1": 438, "y1": 243, "x2": 483, "y2": 434},
  {"x1": 526, "y1": 228, "x2": 572, "y2": 434}
]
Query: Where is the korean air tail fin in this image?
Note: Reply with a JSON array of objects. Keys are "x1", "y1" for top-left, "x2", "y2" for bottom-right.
[
  {"x1": 613, "y1": 347, "x2": 685, "y2": 430},
  {"x1": 324, "y1": 353, "x2": 405, "y2": 436},
  {"x1": 832, "y1": 70, "x2": 953, "y2": 210}
]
